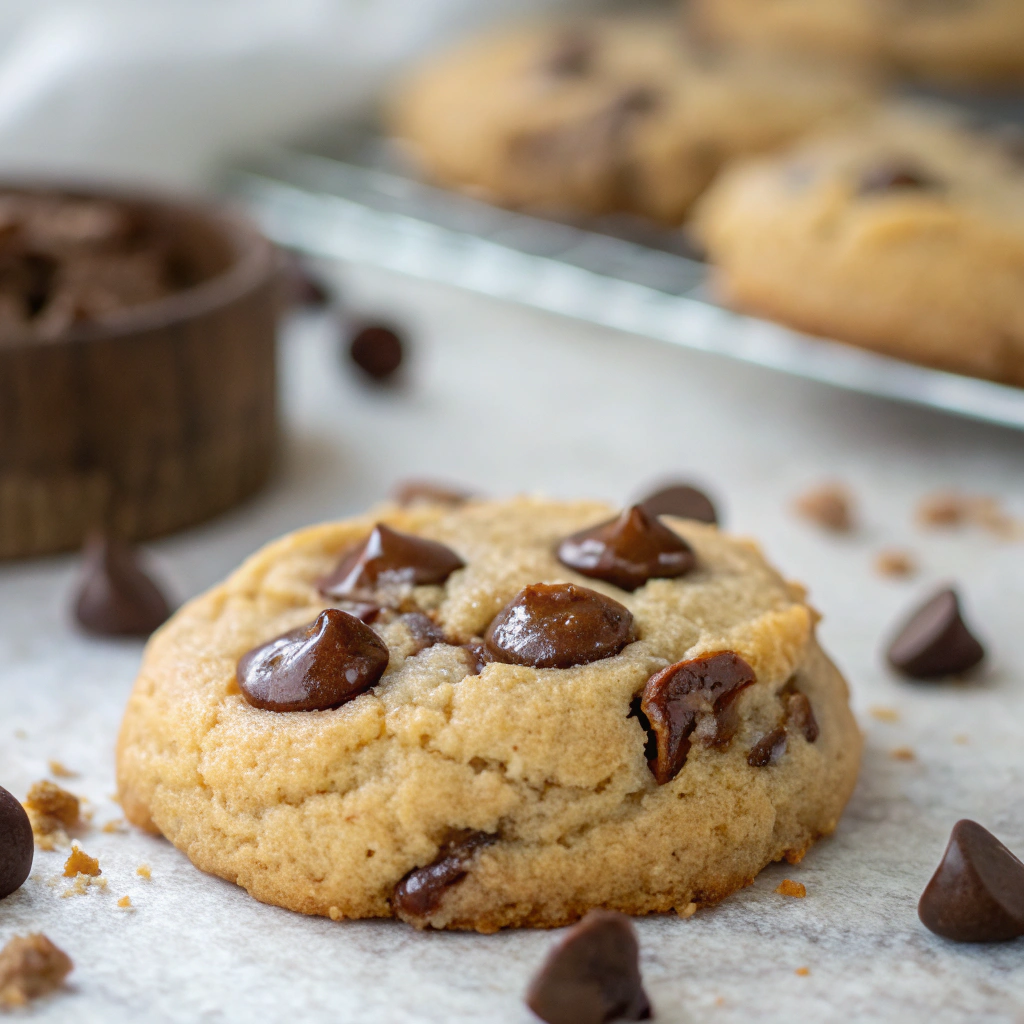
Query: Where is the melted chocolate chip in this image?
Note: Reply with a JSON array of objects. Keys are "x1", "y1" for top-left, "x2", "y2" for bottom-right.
[
  {"x1": 349, "y1": 324, "x2": 404, "y2": 381},
  {"x1": 557, "y1": 505, "x2": 696, "y2": 592},
  {"x1": 526, "y1": 910, "x2": 652, "y2": 1024},
  {"x1": 73, "y1": 533, "x2": 173, "y2": 638},
  {"x1": 747, "y1": 726, "x2": 787, "y2": 768},
  {"x1": 393, "y1": 830, "x2": 496, "y2": 922},
  {"x1": 918, "y1": 820, "x2": 1024, "y2": 942},
  {"x1": 0, "y1": 785, "x2": 33, "y2": 900},
  {"x1": 785, "y1": 690, "x2": 819, "y2": 742},
  {"x1": 859, "y1": 162, "x2": 939, "y2": 195},
  {"x1": 638, "y1": 483, "x2": 718, "y2": 525},
  {"x1": 319, "y1": 524, "x2": 465, "y2": 601},
  {"x1": 400, "y1": 611, "x2": 446, "y2": 655},
  {"x1": 544, "y1": 29, "x2": 594, "y2": 77},
  {"x1": 886, "y1": 588, "x2": 985, "y2": 679},
  {"x1": 392, "y1": 479, "x2": 475, "y2": 508},
  {"x1": 237, "y1": 609, "x2": 389, "y2": 713},
  {"x1": 484, "y1": 583, "x2": 635, "y2": 670},
  {"x1": 639, "y1": 652, "x2": 756, "y2": 784}
]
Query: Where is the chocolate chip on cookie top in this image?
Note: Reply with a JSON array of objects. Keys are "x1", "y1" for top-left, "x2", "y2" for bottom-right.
[
  {"x1": 918, "y1": 820, "x2": 1024, "y2": 943},
  {"x1": 484, "y1": 583, "x2": 636, "y2": 669},
  {"x1": 557, "y1": 505, "x2": 696, "y2": 592},
  {"x1": 0, "y1": 785, "x2": 33, "y2": 900},
  {"x1": 886, "y1": 588, "x2": 985, "y2": 679},
  {"x1": 639, "y1": 651, "x2": 756, "y2": 784},
  {"x1": 237, "y1": 609, "x2": 389, "y2": 713},
  {"x1": 859, "y1": 161, "x2": 940, "y2": 195},
  {"x1": 319, "y1": 523, "x2": 465, "y2": 600}
]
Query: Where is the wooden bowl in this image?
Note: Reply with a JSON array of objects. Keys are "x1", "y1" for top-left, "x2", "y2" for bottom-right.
[{"x1": 0, "y1": 185, "x2": 281, "y2": 559}]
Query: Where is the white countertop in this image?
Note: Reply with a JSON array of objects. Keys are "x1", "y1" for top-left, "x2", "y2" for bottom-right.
[{"x1": 1, "y1": 263, "x2": 1022, "y2": 1023}]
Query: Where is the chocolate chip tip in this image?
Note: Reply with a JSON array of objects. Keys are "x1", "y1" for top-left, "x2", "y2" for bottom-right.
[{"x1": 886, "y1": 587, "x2": 985, "y2": 681}]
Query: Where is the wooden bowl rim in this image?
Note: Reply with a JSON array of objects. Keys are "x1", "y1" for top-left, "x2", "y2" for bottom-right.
[{"x1": 0, "y1": 179, "x2": 278, "y2": 351}]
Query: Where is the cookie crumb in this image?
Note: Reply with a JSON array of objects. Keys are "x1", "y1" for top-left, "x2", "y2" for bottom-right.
[
  {"x1": 916, "y1": 492, "x2": 1020, "y2": 538},
  {"x1": 874, "y1": 549, "x2": 916, "y2": 578},
  {"x1": 953, "y1": 734, "x2": 969, "y2": 745},
  {"x1": 101, "y1": 818, "x2": 127, "y2": 833},
  {"x1": 795, "y1": 966, "x2": 810, "y2": 977},
  {"x1": 328, "y1": 906, "x2": 343, "y2": 922},
  {"x1": 136, "y1": 864, "x2": 151, "y2": 879},
  {"x1": 117, "y1": 896, "x2": 132, "y2": 909},
  {"x1": 23, "y1": 780, "x2": 80, "y2": 850},
  {"x1": 784, "y1": 848, "x2": 806, "y2": 865},
  {"x1": 47, "y1": 760, "x2": 77, "y2": 779},
  {"x1": 63, "y1": 846, "x2": 100, "y2": 878},
  {"x1": 0, "y1": 934, "x2": 73, "y2": 1008},
  {"x1": 869, "y1": 706, "x2": 900, "y2": 723},
  {"x1": 890, "y1": 746, "x2": 916, "y2": 761},
  {"x1": 776, "y1": 880, "x2": 806, "y2": 898},
  {"x1": 794, "y1": 484, "x2": 854, "y2": 533},
  {"x1": 14, "y1": 728, "x2": 28, "y2": 739},
  {"x1": 676, "y1": 902, "x2": 698, "y2": 918}
]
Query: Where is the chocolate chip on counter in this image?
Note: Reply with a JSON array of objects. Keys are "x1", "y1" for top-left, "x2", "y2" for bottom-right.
[
  {"x1": 348, "y1": 324, "x2": 404, "y2": 381},
  {"x1": 319, "y1": 524, "x2": 465, "y2": 600},
  {"x1": 859, "y1": 162, "x2": 939, "y2": 195},
  {"x1": 544, "y1": 29, "x2": 594, "y2": 77},
  {"x1": 392, "y1": 479, "x2": 475, "y2": 508},
  {"x1": 747, "y1": 726, "x2": 787, "y2": 768},
  {"x1": 484, "y1": 583, "x2": 635, "y2": 670},
  {"x1": 639, "y1": 652, "x2": 756, "y2": 784},
  {"x1": 400, "y1": 611, "x2": 446, "y2": 655},
  {"x1": 73, "y1": 533, "x2": 174, "y2": 638},
  {"x1": 237, "y1": 609, "x2": 389, "y2": 713},
  {"x1": 557, "y1": 505, "x2": 696, "y2": 592},
  {"x1": 886, "y1": 588, "x2": 985, "y2": 679},
  {"x1": 0, "y1": 786, "x2": 33, "y2": 900},
  {"x1": 525, "y1": 910, "x2": 652, "y2": 1024},
  {"x1": 637, "y1": 482, "x2": 718, "y2": 525},
  {"x1": 918, "y1": 820, "x2": 1024, "y2": 942},
  {"x1": 393, "y1": 830, "x2": 497, "y2": 923}
]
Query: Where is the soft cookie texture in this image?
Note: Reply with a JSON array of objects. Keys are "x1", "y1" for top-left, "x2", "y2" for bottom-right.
[
  {"x1": 117, "y1": 497, "x2": 861, "y2": 932},
  {"x1": 695, "y1": 105, "x2": 1024, "y2": 387},
  {"x1": 390, "y1": 19, "x2": 868, "y2": 225}
]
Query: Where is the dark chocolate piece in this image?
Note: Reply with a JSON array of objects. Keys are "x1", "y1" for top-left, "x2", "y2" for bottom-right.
[
  {"x1": 859, "y1": 162, "x2": 939, "y2": 195},
  {"x1": 392, "y1": 479, "x2": 475, "y2": 508},
  {"x1": 639, "y1": 651, "x2": 756, "y2": 784},
  {"x1": 747, "y1": 727, "x2": 787, "y2": 768},
  {"x1": 393, "y1": 830, "x2": 496, "y2": 922},
  {"x1": 918, "y1": 820, "x2": 1024, "y2": 942},
  {"x1": 526, "y1": 910, "x2": 652, "y2": 1024},
  {"x1": 73, "y1": 533, "x2": 173, "y2": 638},
  {"x1": 886, "y1": 588, "x2": 985, "y2": 679},
  {"x1": 400, "y1": 611, "x2": 446, "y2": 655},
  {"x1": 349, "y1": 324, "x2": 403, "y2": 381},
  {"x1": 785, "y1": 691, "x2": 819, "y2": 743},
  {"x1": 638, "y1": 483, "x2": 718, "y2": 525},
  {"x1": 484, "y1": 583, "x2": 635, "y2": 669},
  {"x1": 0, "y1": 785, "x2": 33, "y2": 900},
  {"x1": 319, "y1": 523, "x2": 465, "y2": 600},
  {"x1": 237, "y1": 609, "x2": 389, "y2": 713},
  {"x1": 557, "y1": 505, "x2": 696, "y2": 592},
  {"x1": 462, "y1": 641, "x2": 493, "y2": 676}
]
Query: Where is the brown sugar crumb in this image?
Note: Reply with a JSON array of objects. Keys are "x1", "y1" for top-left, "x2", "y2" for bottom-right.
[
  {"x1": 101, "y1": 818, "x2": 127, "y2": 834},
  {"x1": 136, "y1": 864, "x2": 152, "y2": 880},
  {"x1": 776, "y1": 879, "x2": 806, "y2": 898},
  {"x1": 869, "y1": 706, "x2": 900, "y2": 723},
  {"x1": 117, "y1": 896, "x2": 132, "y2": 909},
  {"x1": 0, "y1": 934, "x2": 73, "y2": 1008},
  {"x1": 23, "y1": 781, "x2": 80, "y2": 850},
  {"x1": 874, "y1": 549, "x2": 916, "y2": 578},
  {"x1": 794, "y1": 484, "x2": 854, "y2": 533},
  {"x1": 47, "y1": 760, "x2": 77, "y2": 779},
  {"x1": 890, "y1": 746, "x2": 916, "y2": 762},
  {"x1": 676, "y1": 902, "x2": 698, "y2": 919},
  {"x1": 795, "y1": 967, "x2": 811, "y2": 977},
  {"x1": 953, "y1": 734, "x2": 969, "y2": 745},
  {"x1": 63, "y1": 846, "x2": 100, "y2": 878},
  {"x1": 328, "y1": 906, "x2": 343, "y2": 922}
]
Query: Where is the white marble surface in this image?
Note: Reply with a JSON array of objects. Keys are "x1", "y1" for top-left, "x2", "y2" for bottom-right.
[{"x1": 1, "y1": 264, "x2": 1023, "y2": 1023}]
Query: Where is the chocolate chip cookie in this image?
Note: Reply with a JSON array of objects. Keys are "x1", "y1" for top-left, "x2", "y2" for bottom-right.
[
  {"x1": 695, "y1": 104, "x2": 1024, "y2": 386},
  {"x1": 116, "y1": 497, "x2": 861, "y2": 931},
  {"x1": 390, "y1": 19, "x2": 869, "y2": 225}
]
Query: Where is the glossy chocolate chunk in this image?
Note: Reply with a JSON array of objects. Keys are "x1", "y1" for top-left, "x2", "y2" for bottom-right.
[
  {"x1": 349, "y1": 324, "x2": 403, "y2": 381},
  {"x1": 393, "y1": 830, "x2": 496, "y2": 922},
  {"x1": 859, "y1": 162, "x2": 939, "y2": 195},
  {"x1": 484, "y1": 583, "x2": 635, "y2": 669},
  {"x1": 526, "y1": 910, "x2": 652, "y2": 1024},
  {"x1": 392, "y1": 479, "x2": 475, "y2": 508},
  {"x1": 237, "y1": 609, "x2": 389, "y2": 713},
  {"x1": 886, "y1": 588, "x2": 985, "y2": 679},
  {"x1": 640, "y1": 651, "x2": 756, "y2": 784},
  {"x1": 0, "y1": 785, "x2": 33, "y2": 900},
  {"x1": 638, "y1": 482, "x2": 718, "y2": 525},
  {"x1": 918, "y1": 820, "x2": 1024, "y2": 942},
  {"x1": 747, "y1": 726, "x2": 787, "y2": 768},
  {"x1": 785, "y1": 691, "x2": 819, "y2": 743},
  {"x1": 557, "y1": 505, "x2": 696, "y2": 592},
  {"x1": 319, "y1": 523, "x2": 465, "y2": 600},
  {"x1": 73, "y1": 533, "x2": 173, "y2": 638}
]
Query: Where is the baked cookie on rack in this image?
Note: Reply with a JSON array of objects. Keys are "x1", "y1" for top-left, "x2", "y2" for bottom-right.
[
  {"x1": 390, "y1": 19, "x2": 869, "y2": 225},
  {"x1": 694, "y1": 104, "x2": 1024, "y2": 386},
  {"x1": 117, "y1": 496, "x2": 861, "y2": 932}
]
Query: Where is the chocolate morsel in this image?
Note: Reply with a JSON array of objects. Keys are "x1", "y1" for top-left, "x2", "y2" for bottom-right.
[
  {"x1": 319, "y1": 523, "x2": 465, "y2": 600},
  {"x1": 859, "y1": 162, "x2": 939, "y2": 195},
  {"x1": 393, "y1": 830, "x2": 496, "y2": 922},
  {"x1": 484, "y1": 583, "x2": 635, "y2": 670},
  {"x1": 747, "y1": 726, "x2": 787, "y2": 768},
  {"x1": 785, "y1": 690, "x2": 819, "y2": 743},
  {"x1": 0, "y1": 785, "x2": 33, "y2": 900},
  {"x1": 400, "y1": 611, "x2": 447, "y2": 655},
  {"x1": 918, "y1": 820, "x2": 1024, "y2": 942},
  {"x1": 525, "y1": 910, "x2": 652, "y2": 1024},
  {"x1": 886, "y1": 588, "x2": 985, "y2": 679},
  {"x1": 557, "y1": 505, "x2": 696, "y2": 592},
  {"x1": 349, "y1": 324, "x2": 403, "y2": 381},
  {"x1": 73, "y1": 532, "x2": 173, "y2": 638},
  {"x1": 392, "y1": 479, "x2": 475, "y2": 508},
  {"x1": 237, "y1": 609, "x2": 389, "y2": 713},
  {"x1": 639, "y1": 651, "x2": 756, "y2": 784},
  {"x1": 638, "y1": 482, "x2": 718, "y2": 525}
]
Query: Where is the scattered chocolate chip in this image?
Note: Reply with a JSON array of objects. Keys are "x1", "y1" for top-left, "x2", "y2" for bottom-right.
[
  {"x1": 886, "y1": 588, "x2": 985, "y2": 679},
  {"x1": 918, "y1": 820, "x2": 1024, "y2": 942},
  {"x1": 859, "y1": 162, "x2": 939, "y2": 195},
  {"x1": 544, "y1": 29, "x2": 594, "y2": 77},
  {"x1": 237, "y1": 609, "x2": 389, "y2": 713},
  {"x1": 638, "y1": 483, "x2": 718, "y2": 525},
  {"x1": 793, "y1": 483, "x2": 854, "y2": 533},
  {"x1": 639, "y1": 652, "x2": 756, "y2": 784},
  {"x1": 747, "y1": 726, "x2": 787, "y2": 768},
  {"x1": 557, "y1": 505, "x2": 696, "y2": 592},
  {"x1": 393, "y1": 830, "x2": 496, "y2": 923},
  {"x1": 462, "y1": 641, "x2": 493, "y2": 676},
  {"x1": 784, "y1": 691, "x2": 819, "y2": 743},
  {"x1": 319, "y1": 524, "x2": 465, "y2": 600},
  {"x1": 400, "y1": 611, "x2": 446, "y2": 655},
  {"x1": 392, "y1": 479, "x2": 475, "y2": 508},
  {"x1": 525, "y1": 910, "x2": 651, "y2": 1024},
  {"x1": 73, "y1": 532, "x2": 174, "y2": 637},
  {"x1": 0, "y1": 786, "x2": 33, "y2": 900},
  {"x1": 484, "y1": 583, "x2": 635, "y2": 670},
  {"x1": 349, "y1": 324, "x2": 403, "y2": 381}
]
